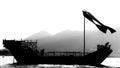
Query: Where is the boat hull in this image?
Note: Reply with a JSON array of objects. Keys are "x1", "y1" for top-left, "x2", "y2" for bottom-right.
[{"x1": 3, "y1": 40, "x2": 112, "y2": 66}]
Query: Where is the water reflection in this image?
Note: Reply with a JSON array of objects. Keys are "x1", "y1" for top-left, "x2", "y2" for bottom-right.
[
  {"x1": 0, "y1": 56, "x2": 16, "y2": 66},
  {"x1": 0, "y1": 64, "x2": 99, "y2": 68}
]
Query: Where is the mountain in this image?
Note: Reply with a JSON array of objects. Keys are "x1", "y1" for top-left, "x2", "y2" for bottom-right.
[
  {"x1": 26, "y1": 31, "x2": 51, "y2": 40},
  {"x1": 26, "y1": 28, "x2": 119, "y2": 57},
  {"x1": 37, "y1": 30, "x2": 83, "y2": 52}
]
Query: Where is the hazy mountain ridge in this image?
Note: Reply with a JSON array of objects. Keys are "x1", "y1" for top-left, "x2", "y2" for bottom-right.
[
  {"x1": 26, "y1": 31, "x2": 51, "y2": 40},
  {"x1": 26, "y1": 28, "x2": 120, "y2": 57}
]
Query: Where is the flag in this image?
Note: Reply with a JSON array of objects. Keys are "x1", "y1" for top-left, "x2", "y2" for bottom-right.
[{"x1": 82, "y1": 10, "x2": 116, "y2": 33}]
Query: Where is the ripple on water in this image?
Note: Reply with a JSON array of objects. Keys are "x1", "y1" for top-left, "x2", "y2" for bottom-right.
[{"x1": 0, "y1": 64, "x2": 111, "y2": 68}]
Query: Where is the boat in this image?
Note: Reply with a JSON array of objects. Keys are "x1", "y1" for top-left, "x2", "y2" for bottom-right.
[
  {"x1": 2, "y1": 10, "x2": 116, "y2": 66},
  {"x1": 3, "y1": 39, "x2": 112, "y2": 66}
]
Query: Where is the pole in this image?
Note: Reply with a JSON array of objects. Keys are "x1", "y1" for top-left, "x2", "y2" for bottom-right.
[{"x1": 83, "y1": 17, "x2": 85, "y2": 56}]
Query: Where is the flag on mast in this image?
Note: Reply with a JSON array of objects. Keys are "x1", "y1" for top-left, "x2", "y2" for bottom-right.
[{"x1": 82, "y1": 10, "x2": 116, "y2": 33}]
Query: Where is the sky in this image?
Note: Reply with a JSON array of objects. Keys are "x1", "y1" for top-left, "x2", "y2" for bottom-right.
[{"x1": 0, "y1": 0, "x2": 120, "y2": 49}]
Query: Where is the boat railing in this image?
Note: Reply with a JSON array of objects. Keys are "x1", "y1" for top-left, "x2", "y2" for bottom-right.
[{"x1": 42, "y1": 51, "x2": 90, "y2": 56}]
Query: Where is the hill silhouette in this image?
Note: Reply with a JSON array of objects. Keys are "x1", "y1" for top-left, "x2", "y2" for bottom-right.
[
  {"x1": 26, "y1": 28, "x2": 119, "y2": 57},
  {"x1": 26, "y1": 31, "x2": 51, "y2": 40}
]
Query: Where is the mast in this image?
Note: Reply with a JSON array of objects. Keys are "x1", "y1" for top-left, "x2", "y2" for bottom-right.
[{"x1": 83, "y1": 16, "x2": 86, "y2": 56}]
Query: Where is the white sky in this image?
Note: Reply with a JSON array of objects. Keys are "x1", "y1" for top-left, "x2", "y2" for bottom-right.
[{"x1": 0, "y1": 0, "x2": 120, "y2": 49}]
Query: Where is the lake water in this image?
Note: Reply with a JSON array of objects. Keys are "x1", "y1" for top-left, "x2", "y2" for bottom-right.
[{"x1": 0, "y1": 56, "x2": 120, "y2": 68}]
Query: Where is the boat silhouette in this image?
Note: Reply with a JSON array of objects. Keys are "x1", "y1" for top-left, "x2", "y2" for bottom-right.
[{"x1": 3, "y1": 39, "x2": 112, "y2": 66}]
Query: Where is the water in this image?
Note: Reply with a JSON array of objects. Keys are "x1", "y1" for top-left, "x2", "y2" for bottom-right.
[
  {"x1": 0, "y1": 56, "x2": 15, "y2": 66},
  {"x1": 0, "y1": 56, "x2": 119, "y2": 68}
]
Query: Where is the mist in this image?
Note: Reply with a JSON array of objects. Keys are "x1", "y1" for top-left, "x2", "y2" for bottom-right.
[{"x1": 26, "y1": 27, "x2": 119, "y2": 57}]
